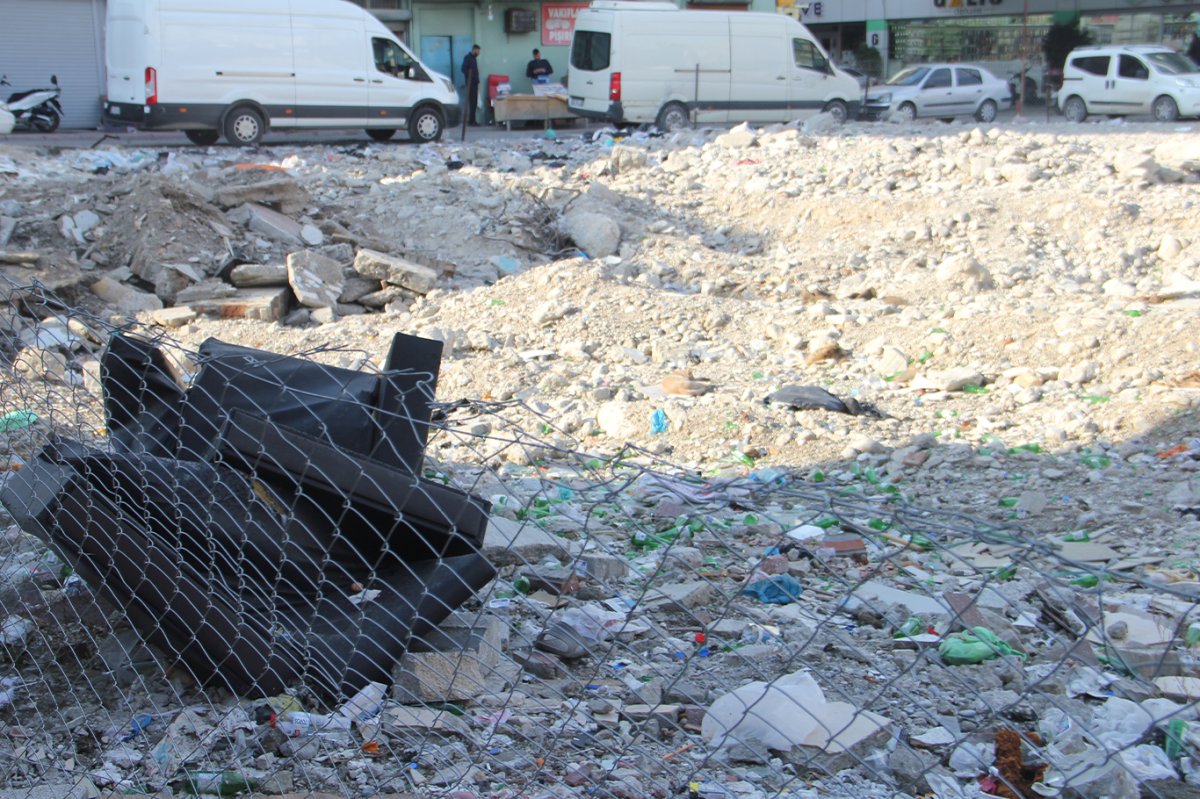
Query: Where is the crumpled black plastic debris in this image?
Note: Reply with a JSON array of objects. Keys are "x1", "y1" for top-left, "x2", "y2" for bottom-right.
[
  {"x1": 0, "y1": 332, "x2": 495, "y2": 697},
  {"x1": 763, "y1": 384, "x2": 882, "y2": 417}
]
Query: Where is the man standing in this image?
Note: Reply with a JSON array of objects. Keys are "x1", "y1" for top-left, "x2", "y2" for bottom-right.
[
  {"x1": 461, "y1": 44, "x2": 481, "y2": 125},
  {"x1": 526, "y1": 49, "x2": 553, "y2": 84}
]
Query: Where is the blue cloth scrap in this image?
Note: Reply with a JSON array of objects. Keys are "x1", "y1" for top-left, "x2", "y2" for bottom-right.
[
  {"x1": 650, "y1": 408, "x2": 669, "y2": 435},
  {"x1": 740, "y1": 575, "x2": 803, "y2": 604}
]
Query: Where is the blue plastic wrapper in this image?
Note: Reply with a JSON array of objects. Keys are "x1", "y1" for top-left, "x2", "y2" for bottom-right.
[
  {"x1": 650, "y1": 408, "x2": 669, "y2": 435},
  {"x1": 740, "y1": 575, "x2": 802, "y2": 604}
]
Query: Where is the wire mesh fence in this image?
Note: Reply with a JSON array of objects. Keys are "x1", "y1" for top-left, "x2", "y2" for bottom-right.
[{"x1": 1, "y1": 282, "x2": 1199, "y2": 799}]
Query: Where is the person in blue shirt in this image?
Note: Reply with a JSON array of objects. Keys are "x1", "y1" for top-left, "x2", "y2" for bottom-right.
[
  {"x1": 461, "y1": 45, "x2": 481, "y2": 125},
  {"x1": 526, "y1": 49, "x2": 553, "y2": 84}
]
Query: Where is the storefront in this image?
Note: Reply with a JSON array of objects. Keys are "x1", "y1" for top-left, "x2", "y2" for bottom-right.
[{"x1": 783, "y1": 0, "x2": 1198, "y2": 80}]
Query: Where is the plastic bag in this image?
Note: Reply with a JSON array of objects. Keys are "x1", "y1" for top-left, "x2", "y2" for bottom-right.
[
  {"x1": 938, "y1": 627, "x2": 1025, "y2": 665},
  {"x1": 740, "y1": 575, "x2": 802, "y2": 604}
]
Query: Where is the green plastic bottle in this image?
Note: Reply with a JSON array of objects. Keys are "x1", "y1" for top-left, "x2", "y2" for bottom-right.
[
  {"x1": 894, "y1": 616, "x2": 924, "y2": 638},
  {"x1": 180, "y1": 771, "x2": 257, "y2": 796}
]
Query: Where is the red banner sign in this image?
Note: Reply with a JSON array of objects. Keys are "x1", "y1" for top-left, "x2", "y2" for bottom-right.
[{"x1": 541, "y1": 3, "x2": 589, "y2": 47}]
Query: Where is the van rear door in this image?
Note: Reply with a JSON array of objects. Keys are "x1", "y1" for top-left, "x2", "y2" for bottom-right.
[
  {"x1": 730, "y1": 16, "x2": 786, "y2": 123},
  {"x1": 291, "y1": 1, "x2": 369, "y2": 126},
  {"x1": 568, "y1": 11, "x2": 616, "y2": 120},
  {"x1": 106, "y1": 0, "x2": 149, "y2": 107}
]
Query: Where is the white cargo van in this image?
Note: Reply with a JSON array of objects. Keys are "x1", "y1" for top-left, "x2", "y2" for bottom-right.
[
  {"x1": 566, "y1": 1, "x2": 860, "y2": 129},
  {"x1": 1058, "y1": 44, "x2": 1200, "y2": 123},
  {"x1": 104, "y1": 0, "x2": 460, "y2": 145}
]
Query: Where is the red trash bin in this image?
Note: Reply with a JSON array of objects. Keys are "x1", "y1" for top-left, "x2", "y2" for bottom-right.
[{"x1": 486, "y1": 74, "x2": 509, "y2": 125}]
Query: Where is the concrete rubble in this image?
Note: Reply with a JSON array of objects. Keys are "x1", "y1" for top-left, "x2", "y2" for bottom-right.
[{"x1": 0, "y1": 115, "x2": 1199, "y2": 798}]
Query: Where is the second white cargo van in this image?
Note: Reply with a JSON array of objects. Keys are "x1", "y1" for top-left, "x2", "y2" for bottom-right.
[
  {"x1": 566, "y1": 1, "x2": 860, "y2": 129},
  {"x1": 104, "y1": 0, "x2": 460, "y2": 145}
]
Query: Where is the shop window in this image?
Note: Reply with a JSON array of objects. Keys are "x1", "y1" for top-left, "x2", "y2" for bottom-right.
[
  {"x1": 1071, "y1": 55, "x2": 1110, "y2": 76},
  {"x1": 956, "y1": 67, "x2": 982, "y2": 86}
]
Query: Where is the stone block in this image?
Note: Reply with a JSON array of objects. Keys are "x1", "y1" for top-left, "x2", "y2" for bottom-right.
[
  {"x1": 393, "y1": 612, "x2": 506, "y2": 702},
  {"x1": 214, "y1": 176, "x2": 307, "y2": 213},
  {"x1": 230, "y1": 263, "x2": 288, "y2": 288},
  {"x1": 185, "y1": 287, "x2": 291, "y2": 322},
  {"x1": 353, "y1": 249, "x2": 438, "y2": 294},
  {"x1": 246, "y1": 203, "x2": 304, "y2": 245},
  {"x1": 643, "y1": 580, "x2": 711, "y2": 612},
  {"x1": 483, "y1": 516, "x2": 575, "y2": 566},
  {"x1": 91, "y1": 277, "x2": 163, "y2": 314},
  {"x1": 287, "y1": 250, "x2": 343, "y2": 309}
]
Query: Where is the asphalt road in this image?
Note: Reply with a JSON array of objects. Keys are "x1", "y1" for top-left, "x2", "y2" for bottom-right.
[{"x1": 0, "y1": 103, "x2": 1169, "y2": 151}]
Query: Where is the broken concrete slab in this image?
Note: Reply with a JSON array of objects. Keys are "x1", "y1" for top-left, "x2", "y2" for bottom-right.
[
  {"x1": 353, "y1": 249, "x2": 438, "y2": 294},
  {"x1": 149, "y1": 307, "x2": 198, "y2": 328},
  {"x1": 643, "y1": 580, "x2": 711, "y2": 612},
  {"x1": 230, "y1": 263, "x2": 288, "y2": 288},
  {"x1": 482, "y1": 516, "x2": 574, "y2": 566},
  {"x1": 394, "y1": 612, "x2": 506, "y2": 703},
  {"x1": 91, "y1": 277, "x2": 164, "y2": 314},
  {"x1": 286, "y1": 251, "x2": 344, "y2": 309},
  {"x1": 246, "y1": 203, "x2": 305, "y2": 245},
  {"x1": 184, "y1": 287, "x2": 291, "y2": 322},
  {"x1": 213, "y1": 175, "x2": 308, "y2": 213}
]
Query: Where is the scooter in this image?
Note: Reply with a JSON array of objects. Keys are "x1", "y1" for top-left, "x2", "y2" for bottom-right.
[{"x1": 0, "y1": 75, "x2": 63, "y2": 133}]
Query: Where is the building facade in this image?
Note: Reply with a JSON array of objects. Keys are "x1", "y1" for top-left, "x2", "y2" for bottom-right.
[{"x1": 0, "y1": 0, "x2": 1195, "y2": 128}]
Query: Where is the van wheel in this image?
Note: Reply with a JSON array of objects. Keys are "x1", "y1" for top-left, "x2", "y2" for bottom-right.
[
  {"x1": 1152, "y1": 95, "x2": 1179, "y2": 122},
  {"x1": 655, "y1": 102, "x2": 691, "y2": 132},
  {"x1": 408, "y1": 106, "x2": 443, "y2": 142},
  {"x1": 185, "y1": 130, "x2": 219, "y2": 146},
  {"x1": 367, "y1": 129, "x2": 397, "y2": 142},
  {"x1": 224, "y1": 106, "x2": 265, "y2": 145},
  {"x1": 821, "y1": 100, "x2": 848, "y2": 124},
  {"x1": 975, "y1": 99, "x2": 998, "y2": 123},
  {"x1": 1063, "y1": 95, "x2": 1087, "y2": 123}
]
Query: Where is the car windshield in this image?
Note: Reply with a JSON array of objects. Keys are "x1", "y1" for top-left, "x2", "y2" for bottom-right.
[
  {"x1": 1146, "y1": 51, "x2": 1199, "y2": 74},
  {"x1": 887, "y1": 67, "x2": 930, "y2": 86}
]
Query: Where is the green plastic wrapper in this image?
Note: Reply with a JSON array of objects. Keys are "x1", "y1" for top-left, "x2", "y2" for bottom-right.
[
  {"x1": 938, "y1": 627, "x2": 1026, "y2": 665},
  {"x1": 0, "y1": 410, "x2": 38, "y2": 433}
]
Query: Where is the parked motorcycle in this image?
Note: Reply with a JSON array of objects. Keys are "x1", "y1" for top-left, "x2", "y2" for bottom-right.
[{"x1": 0, "y1": 74, "x2": 63, "y2": 133}]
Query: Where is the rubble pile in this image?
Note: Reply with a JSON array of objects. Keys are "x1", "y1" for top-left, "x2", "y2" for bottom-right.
[{"x1": 0, "y1": 117, "x2": 1199, "y2": 798}]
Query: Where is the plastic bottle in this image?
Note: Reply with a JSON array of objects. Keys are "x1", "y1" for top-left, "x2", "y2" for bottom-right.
[
  {"x1": 275, "y1": 711, "x2": 352, "y2": 741},
  {"x1": 180, "y1": 771, "x2": 257, "y2": 796},
  {"x1": 894, "y1": 616, "x2": 924, "y2": 638}
]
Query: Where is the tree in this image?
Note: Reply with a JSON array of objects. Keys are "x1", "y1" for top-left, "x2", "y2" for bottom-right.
[
  {"x1": 1043, "y1": 18, "x2": 1094, "y2": 73},
  {"x1": 853, "y1": 43, "x2": 883, "y2": 80}
]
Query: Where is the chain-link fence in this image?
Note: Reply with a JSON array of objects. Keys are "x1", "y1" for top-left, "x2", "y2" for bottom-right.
[{"x1": 1, "y1": 282, "x2": 1198, "y2": 799}]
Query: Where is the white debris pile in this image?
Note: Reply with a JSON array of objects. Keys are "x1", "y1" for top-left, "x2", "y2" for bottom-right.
[{"x1": 0, "y1": 118, "x2": 1199, "y2": 798}]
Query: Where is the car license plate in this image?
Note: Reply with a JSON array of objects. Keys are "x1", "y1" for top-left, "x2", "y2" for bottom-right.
[
  {"x1": 110, "y1": 106, "x2": 121, "y2": 116},
  {"x1": 569, "y1": 96, "x2": 582, "y2": 107}
]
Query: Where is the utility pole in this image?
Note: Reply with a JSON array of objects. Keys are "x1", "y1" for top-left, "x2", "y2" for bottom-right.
[{"x1": 1017, "y1": 0, "x2": 1029, "y2": 116}]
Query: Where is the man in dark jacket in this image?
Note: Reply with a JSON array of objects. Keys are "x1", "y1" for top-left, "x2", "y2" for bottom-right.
[
  {"x1": 526, "y1": 49, "x2": 553, "y2": 84},
  {"x1": 461, "y1": 45, "x2": 481, "y2": 125}
]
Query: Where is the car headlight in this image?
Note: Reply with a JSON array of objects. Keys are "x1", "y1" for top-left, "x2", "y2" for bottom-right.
[
  {"x1": 441, "y1": 77, "x2": 456, "y2": 94},
  {"x1": 873, "y1": 92, "x2": 891, "y2": 105},
  {"x1": 1175, "y1": 77, "x2": 1200, "y2": 89}
]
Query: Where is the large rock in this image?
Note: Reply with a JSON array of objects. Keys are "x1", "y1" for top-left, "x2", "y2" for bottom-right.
[
  {"x1": 715, "y1": 122, "x2": 757, "y2": 148},
  {"x1": 91, "y1": 277, "x2": 163, "y2": 314},
  {"x1": 213, "y1": 175, "x2": 308, "y2": 213},
  {"x1": 353, "y1": 249, "x2": 438, "y2": 294},
  {"x1": 246, "y1": 203, "x2": 305, "y2": 245},
  {"x1": 564, "y1": 211, "x2": 621, "y2": 259},
  {"x1": 230, "y1": 263, "x2": 288, "y2": 288},
  {"x1": 935, "y1": 254, "x2": 994, "y2": 291},
  {"x1": 286, "y1": 251, "x2": 343, "y2": 309}
]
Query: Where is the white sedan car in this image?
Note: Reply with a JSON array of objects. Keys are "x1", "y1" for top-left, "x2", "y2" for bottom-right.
[{"x1": 865, "y1": 64, "x2": 1012, "y2": 123}]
